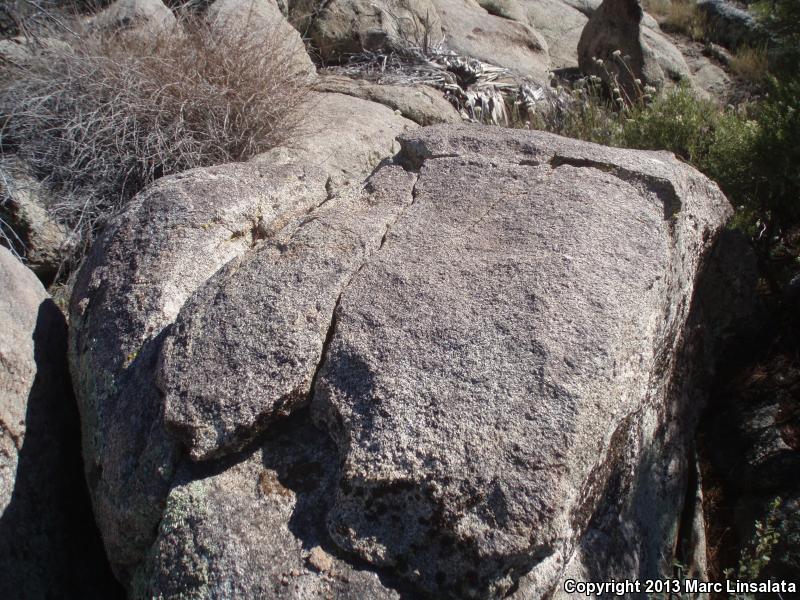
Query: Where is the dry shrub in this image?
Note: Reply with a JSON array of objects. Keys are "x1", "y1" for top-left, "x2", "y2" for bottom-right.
[{"x1": 0, "y1": 12, "x2": 311, "y2": 271}]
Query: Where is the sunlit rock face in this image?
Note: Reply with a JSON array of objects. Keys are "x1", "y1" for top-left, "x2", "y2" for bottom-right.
[{"x1": 70, "y1": 124, "x2": 731, "y2": 598}]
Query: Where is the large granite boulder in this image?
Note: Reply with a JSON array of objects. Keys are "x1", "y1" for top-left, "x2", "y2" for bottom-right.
[
  {"x1": 256, "y1": 91, "x2": 418, "y2": 179},
  {"x1": 207, "y1": 0, "x2": 316, "y2": 76},
  {"x1": 313, "y1": 126, "x2": 729, "y2": 598},
  {"x1": 433, "y1": 0, "x2": 550, "y2": 80},
  {"x1": 519, "y1": 0, "x2": 588, "y2": 69},
  {"x1": 0, "y1": 247, "x2": 121, "y2": 598},
  {"x1": 473, "y1": 0, "x2": 663, "y2": 70},
  {"x1": 68, "y1": 93, "x2": 416, "y2": 585},
  {"x1": 289, "y1": 0, "x2": 550, "y2": 78},
  {"x1": 697, "y1": 0, "x2": 766, "y2": 51},
  {"x1": 286, "y1": 0, "x2": 691, "y2": 85},
  {"x1": 578, "y1": 0, "x2": 691, "y2": 96},
  {"x1": 290, "y1": 0, "x2": 444, "y2": 62},
  {"x1": 70, "y1": 124, "x2": 730, "y2": 598}
]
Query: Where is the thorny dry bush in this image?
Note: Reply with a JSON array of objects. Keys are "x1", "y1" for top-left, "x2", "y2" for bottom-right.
[{"x1": 0, "y1": 11, "x2": 312, "y2": 275}]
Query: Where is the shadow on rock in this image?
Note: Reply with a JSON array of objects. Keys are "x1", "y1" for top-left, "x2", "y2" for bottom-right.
[
  {"x1": 266, "y1": 410, "x2": 425, "y2": 599},
  {"x1": 0, "y1": 299, "x2": 123, "y2": 599}
]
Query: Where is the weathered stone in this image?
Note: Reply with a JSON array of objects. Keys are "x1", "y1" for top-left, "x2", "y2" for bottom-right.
[
  {"x1": 290, "y1": 0, "x2": 442, "y2": 63},
  {"x1": 207, "y1": 0, "x2": 316, "y2": 76},
  {"x1": 0, "y1": 159, "x2": 69, "y2": 284},
  {"x1": 93, "y1": 0, "x2": 176, "y2": 32},
  {"x1": 697, "y1": 0, "x2": 766, "y2": 51},
  {"x1": 690, "y1": 59, "x2": 733, "y2": 101},
  {"x1": 521, "y1": 0, "x2": 587, "y2": 69},
  {"x1": 158, "y1": 165, "x2": 417, "y2": 460},
  {"x1": 434, "y1": 0, "x2": 550, "y2": 79},
  {"x1": 134, "y1": 412, "x2": 401, "y2": 600},
  {"x1": 68, "y1": 161, "x2": 333, "y2": 581},
  {"x1": 471, "y1": 0, "x2": 663, "y2": 71},
  {"x1": 642, "y1": 24, "x2": 694, "y2": 81},
  {"x1": 476, "y1": 0, "x2": 527, "y2": 22},
  {"x1": 310, "y1": 125, "x2": 730, "y2": 598},
  {"x1": 72, "y1": 123, "x2": 731, "y2": 598},
  {"x1": 290, "y1": 0, "x2": 550, "y2": 77},
  {"x1": 315, "y1": 75, "x2": 462, "y2": 125},
  {"x1": 0, "y1": 247, "x2": 121, "y2": 598},
  {"x1": 1, "y1": 247, "x2": 52, "y2": 514},
  {"x1": 255, "y1": 91, "x2": 418, "y2": 181},
  {"x1": 561, "y1": 0, "x2": 601, "y2": 16},
  {"x1": 578, "y1": 0, "x2": 690, "y2": 95},
  {"x1": 68, "y1": 95, "x2": 416, "y2": 584}
]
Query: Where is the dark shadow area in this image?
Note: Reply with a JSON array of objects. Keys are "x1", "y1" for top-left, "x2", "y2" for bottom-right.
[
  {"x1": 166, "y1": 406, "x2": 426, "y2": 599},
  {"x1": 262, "y1": 409, "x2": 427, "y2": 600},
  {"x1": 298, "y1": 350, "x2": 550, "y2": 600},
  {"x1": 577, "y1": 229, "x2": 757, "y2": 594},
  {"x1": 692, "y1": 230, "x2": 799, "y2": 596},
  {"x1": 697, "y1": 302, "x2": 800, "y2": 596},
  {"x1": 0, "y1": 299, "x2": 124, "y2": 599}
]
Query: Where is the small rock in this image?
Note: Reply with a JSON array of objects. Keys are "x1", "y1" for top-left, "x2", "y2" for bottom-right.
[
  {"x1": 0, "y1": 159, "x2": 69, "y2": 285},
  {"x1": 308, "y1": 546, "x2": 334, "y2": 573},
  {"x1": 92, "y1": 0, "x2": 176, "y2": 33},
  {"x1": 314, "y1": 75, "x2": 462, "y2": 126}
]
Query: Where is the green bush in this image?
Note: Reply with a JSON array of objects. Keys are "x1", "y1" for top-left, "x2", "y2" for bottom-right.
[
  {"x1": 724, "y1": 498, "x2": 782, "y2": 600},
  {"x1": 621, "y1": 83, "x2": 798, "y2": 247},
  {"x1": 618, "y1": 85, "x2": 721, "y2": 163},
  {"x1": 753, "y1": 0, "x2": 800, "y2": 75},
  {"x1": 748, "y1": 77, "x2": 800, "y2": 229}
]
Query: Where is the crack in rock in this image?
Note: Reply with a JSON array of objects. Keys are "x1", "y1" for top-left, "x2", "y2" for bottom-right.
[
  {"x1": 549, "y1": 154, "x2": 683, "y2": 220},
  {"x1": 67, "y1": 160, "x2": 334, "y2": 578},
  {"x1": 158, "y1": 166, "x2": 419, "y2": 462}
]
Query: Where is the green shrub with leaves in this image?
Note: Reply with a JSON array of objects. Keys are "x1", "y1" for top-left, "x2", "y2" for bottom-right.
[
  {"x1": 753, "y1": 0, "x2": 800, "y2": 75},
  {"x1": 620, "y1": 84, "x2": 799, "y2": 252},
  {"x1": 617, "y1": 84, "x2": 721, "y2": 163},
  {"x1": 724, "y1": 498, "x2": 782, "y2": 600},
  {"x1": 747, "y1": 77, "x2": 800, "y2": 231}
]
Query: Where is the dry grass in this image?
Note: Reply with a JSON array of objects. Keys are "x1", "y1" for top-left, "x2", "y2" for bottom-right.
[
  {"x1": 642, "y1": 0, "x2": 672, "y2": 19},
  {"x1": 729, "y1": 45, "x2": 769, "y2": 83},
  {"x1": 0, "y1": 11, "x2": 311, "y2": 273},
  {"x1": 663, "y1": 0, "x2": 707, "y2": 40}
]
